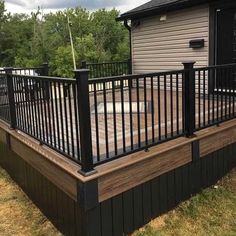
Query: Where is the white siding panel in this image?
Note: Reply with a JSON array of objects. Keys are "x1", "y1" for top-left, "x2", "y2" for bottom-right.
[{"x1": 131, "y1": 5, "x2": 209, "y2": 74}]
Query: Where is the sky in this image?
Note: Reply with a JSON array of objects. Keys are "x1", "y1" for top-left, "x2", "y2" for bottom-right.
[{"x1": 4, "y1": 0, "x2": 150, "y2": 14}]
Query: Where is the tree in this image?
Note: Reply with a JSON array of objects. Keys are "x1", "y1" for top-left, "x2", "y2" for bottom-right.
[
  {"x1": 91, "y1": 9, "x2": 128, "y2": 59},
  {"x1": 50, "y1": 45, "x2": 75, "y2": 77},
  {"x1": 0, "y1": 6, "x2": 130, "y2": 76}
]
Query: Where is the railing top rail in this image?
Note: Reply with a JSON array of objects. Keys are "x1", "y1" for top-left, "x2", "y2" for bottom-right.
[
  {"x1": 86, "y1": 60, "x2": 129, "y2": 66},
  {"x1": 11, "y1": 73, "x2": 76, "y2": 83},
  {"x1": 12, "y1": 66, "x2": 44, "y2": 70},
  {"x1": 193, "y1": 63, "x2": 236, "y2": 71},
  {"x1": 88, "y1": 68, "x2": 186, "y2": 83}
]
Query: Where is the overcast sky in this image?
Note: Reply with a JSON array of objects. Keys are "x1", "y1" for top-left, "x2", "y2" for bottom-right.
[{"x1": 4, "y1": 0, "x2": 150, "y2": 14}]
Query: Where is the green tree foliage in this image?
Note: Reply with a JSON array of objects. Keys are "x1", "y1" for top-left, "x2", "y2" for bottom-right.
[{"x1": 0, "y1": 1, "x2": 129, "y2": 77}]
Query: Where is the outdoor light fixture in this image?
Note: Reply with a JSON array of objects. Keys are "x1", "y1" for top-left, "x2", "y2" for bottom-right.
[{"x1": 160, "y1": 15, "x2": 167, "y2": 22}]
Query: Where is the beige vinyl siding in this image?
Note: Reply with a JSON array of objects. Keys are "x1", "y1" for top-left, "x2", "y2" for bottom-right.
[{"x1": 131, "y1": 5, "x2": 209, "y2": 74}]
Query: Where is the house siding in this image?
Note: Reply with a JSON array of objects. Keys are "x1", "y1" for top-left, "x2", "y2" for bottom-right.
[{"x1": 131, "y1": 5, "x2": 210, "y2": 74}]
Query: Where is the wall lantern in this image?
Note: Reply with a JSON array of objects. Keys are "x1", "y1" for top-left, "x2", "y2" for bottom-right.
[{"x1": 189, "y1": 39, "x2": 205, "y2": 49}]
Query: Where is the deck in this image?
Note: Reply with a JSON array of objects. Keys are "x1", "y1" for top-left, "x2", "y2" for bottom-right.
[
  {"x1": 0, "y1": 63, "x2": 236, "y2": 236},
  {"x1": 6, "y1": 87, "x2": 232, "y2": 164}
]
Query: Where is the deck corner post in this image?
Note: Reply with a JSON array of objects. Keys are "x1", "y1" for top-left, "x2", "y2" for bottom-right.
[
  {"x1": 74, "y1": 69, "x2": 96, "y2": 175},
  {"x1": 77, "y1": 179, "x2": 99, "y2": 211},
  {"x1": 182, "y1": 61, "x2": 196, "y2": 137},
  {"x1": 4, "y1": 67, "x2": 16, "y2": 129}
]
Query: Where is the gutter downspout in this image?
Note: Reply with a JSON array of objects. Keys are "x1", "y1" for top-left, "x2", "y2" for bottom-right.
[{"x1": 124, "y1": 20, "x2": 132, "y2": 74}]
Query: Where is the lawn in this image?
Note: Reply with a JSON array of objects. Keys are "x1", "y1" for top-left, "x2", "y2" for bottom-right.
[
  {"x1": 133, "y1": 168, "x2": 236, "y2": 236},
  {"x1": 0, "y1": 166, "x2": 235, "y2": 236},
  {"x1": 0, "y1": 168, "x2": 61, "y2": 236}
]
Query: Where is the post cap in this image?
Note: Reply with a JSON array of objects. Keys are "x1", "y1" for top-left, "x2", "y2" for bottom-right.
[
  {"x1": 81, "y1": 61, "x2": 87, "y2": 69},
  {"x1": 182, "y1": 61, "x2": 196, "y2": 65},
  {"x1": 74, "y1": 69, "x2": 90, "y2": 79},
  {"x1": 74, "y1": 69, "x2": 90, "y2": 73}
]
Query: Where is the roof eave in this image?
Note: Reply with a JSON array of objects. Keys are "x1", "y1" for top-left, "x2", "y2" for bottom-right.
[{"x1": 117, "y1": 0, "x2": 210, "y2": 21}]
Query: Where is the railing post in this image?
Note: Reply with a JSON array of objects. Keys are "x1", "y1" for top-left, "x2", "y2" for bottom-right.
[
  {"x1": 74, "y1": 69, "x2": 96, "y2": 175},
  {"x1": 4, "y1": 67, "x2": 16, "y2": 129},
  {"x1": 182, "y1": 61, "x2": 196, "y2": 137},
  {"x1": 81, "y1": 61, "x2": 87, "y2": 69},
  {"x1": 127, "y1": 58, "x2": 132, "y2": 75},
  {"x1": 127, "y1": 59, "x2": 133, "y2": 89},
  {"x1": 42, "y1": 62, "x2": 49, "y2": 76}
]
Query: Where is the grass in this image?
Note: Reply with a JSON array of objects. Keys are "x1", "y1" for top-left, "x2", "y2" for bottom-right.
[
  {"x1": 0, "y1": 167, "x2": 61, "y2": 236},
  {"x1": 0, "y1": 166, "x2": 235, "y2": 236},
  {"x1": 133, "y1": 168, "x2": 236, "y2": 236}
]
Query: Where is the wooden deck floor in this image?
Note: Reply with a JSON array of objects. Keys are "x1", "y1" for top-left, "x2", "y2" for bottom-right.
[{"x1": 2, "y1": 88, "x2": 234, "y2": 163}]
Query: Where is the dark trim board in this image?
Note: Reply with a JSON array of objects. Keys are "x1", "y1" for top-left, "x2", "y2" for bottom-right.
[
  {"x1": 88, "y1": 144, "x2": 236, "y2": 236},
  {"x1": 0, "y1": 139, "x2": 235, "y2": 236},
  {"x1": 209, "y1": 0, "x2": 236, "y2": 66}
]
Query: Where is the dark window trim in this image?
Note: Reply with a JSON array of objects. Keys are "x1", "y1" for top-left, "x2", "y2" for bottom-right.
[{"x1": 209, "y1": 0, "x2": 236, "y2": 66}]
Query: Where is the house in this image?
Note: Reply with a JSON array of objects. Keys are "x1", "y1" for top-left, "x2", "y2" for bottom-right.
[
  {"x1": 118, "y1": 0, "x2": 236, "y2": 74},
  {"x1": 1, "y1": 3, "x2": 236, "y2": 236}
]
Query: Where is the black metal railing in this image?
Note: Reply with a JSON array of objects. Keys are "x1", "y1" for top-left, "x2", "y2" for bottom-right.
[
  {"x1": 194, "y1": 63, "x2": 236, "y2": 131},
  {"x1": 0, "y1": 73, "x2": 10, "y2": 123},
  {"x1": 0, "y1": 64, "x2": 47, "y2": 125},
  {"x1": 81, "y1": 60, "x2": 131, "y2": 79},
  {"x1": 1, "y1": 62, "x2": 236, "y2": 174},
  {"x1": 0, "y1": 65, "x2": 46, "y2": 76},
  {"x1": 89, "y1": 70, "x2": 185, "y2": 165},
  {"x1": 12, "y1": 74, "x2": 82, "y2": 163}
]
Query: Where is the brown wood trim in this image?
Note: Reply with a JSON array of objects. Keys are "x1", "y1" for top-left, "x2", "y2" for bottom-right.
[
  {"x1": 98, "y1": 143, "x2": 192, "y2": 202},
  {"x1": 0, "y1": 121, "x2": 89, "y2": 182},
  {"x1": 2, "y1": 117, "x2": 236, "y2": 203},
  {"x1": 9, "y1": 135, "x2": 78, "y2": 201},
  {"x1": 199, "y1": 127, "x2": 236, "y2": 157},
  {"x1": 0, "y1": 128, "x2": 6, "y2": 143}
]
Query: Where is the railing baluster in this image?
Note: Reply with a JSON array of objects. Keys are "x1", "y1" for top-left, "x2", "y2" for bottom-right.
[
  {"x1": 157, "y1": 75, "x2": 161, "y2": 140},
  {"x1": 144, "y1": 76, "x2": 148, "y2": 146},
  {"x1": 151, "y1": 76, "x2": 155, "y2": 142},
  {"x1": 112, "y1": 80, "x2": 118, "y2": 155},
  {"x1": 203, "y1": 69, "x2": 206, "y2": 126},
  {"x1": 121, "y1": 79, "x2": 126, "y2": 152},
  {"x1": 164, "y1": 74, "x2": 167, "y2": 138},
  {"x1": 170, "y1": 73, "x2": 174, "y2": 136},
  {"x1": 176, "y1": 73, "x2": 179, "y2": 134},
  {"x1": 129, "y1": 77, "x2": 134, "y2": 150},
  {"x1": 207, "y1": 69, "x2": 211, "y2": 124},
  {"x1": 136, "y1": 77, "x2": 141, "y2": 147},
  {"x1": 103, "y1": 81, "x2": 109, "y2": 158},
  {"x1": 93, "y1": 83, "x2": 100, "y2": 161}
]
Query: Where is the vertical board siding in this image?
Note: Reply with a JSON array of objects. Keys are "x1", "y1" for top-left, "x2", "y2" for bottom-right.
[
  {"x1": 92, "y1": 143, "x2": 236, "y2": 236},
  {"x1": 0, "y1": 140, "x2": 236, "y2": 236},
  {"x1": 131, "y1": 5, "x2": 209, "y2": 74},
  {"x1": 0, "y1": 142, "x2": 82, "y2": 236}
]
